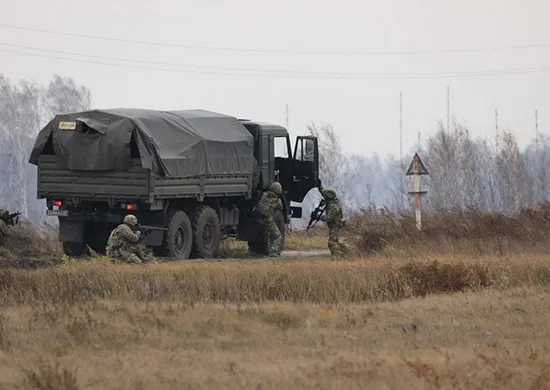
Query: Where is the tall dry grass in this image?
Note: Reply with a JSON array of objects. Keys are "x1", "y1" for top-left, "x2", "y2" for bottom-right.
[
  {"x1": 0, "y1": 221, "x2": 60, "y2": 269},
  {"x1": 0, "y1": 218, "x2": 549, "y2": 388},
  {"x1": 340, "y1": 204, "x2": 550, "y2": 256},
  {"x1": 1, "y1": 254, "x2": 550, "y2": 307},
  {"x1": 4, "y1": 206, "x2": 550, "y2": 268},
  {"x1": 0, "y1": 285, "x2": 549, "y2": 389}
]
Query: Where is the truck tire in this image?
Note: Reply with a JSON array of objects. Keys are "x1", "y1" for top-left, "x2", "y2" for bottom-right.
[
  {"x1": 62, "y1": 242, "x2": 88, "y2": 257},
  {"x1": 165, "y1": 210, "x2": 193, "y2": 259},
  {"x1": 247, "y1": 211, "x2": 286, "y2": 256},
  {"x1": 191, "y1": 206, "x2": 221, "y2": 258}
]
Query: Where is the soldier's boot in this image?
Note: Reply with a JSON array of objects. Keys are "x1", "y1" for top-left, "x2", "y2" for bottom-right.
[
  {"x1": 130, "y1": 255, "x2": 143, "y2": 264},
  {"x1": 337, "y1": 241, "x2": 350, "y2": 257},
  {"x1": 328, "y1": 237, "x2": 339, "y2": 256},
  {"x1": 270, "y1": 236, "x2": 283, "y2": 256},
  {"x1": 120, "y1": 251, "x2": 143, "y2": 264},
  {"x1": 135, "y1": 246, "x2": 152, "y2": 263}
]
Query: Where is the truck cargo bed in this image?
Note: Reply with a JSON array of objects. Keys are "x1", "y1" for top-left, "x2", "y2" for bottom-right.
[
  {"x1": 37, "y1": 155, "x2": 151, "y2": 199},
  {"x1": 37, "y1": 155, "x2": 252, "y2": 201},
  {"x1": 153, "y1": 175, "x2": 251, "y2": 198}
]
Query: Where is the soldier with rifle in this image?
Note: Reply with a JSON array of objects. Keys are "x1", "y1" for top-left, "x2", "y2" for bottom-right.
[
  {"x1": 307, "y1": 188, "x2": 349, "y2": 257},
  {"x1": 0, "y1": 208, "x2": 21, "y2": 246},
  {"x1": 105, "y1": 214, "x2": 165, "y2": 264},
  {"x1": 253, "y1": 181, "x2": 284, "y2": 257}
]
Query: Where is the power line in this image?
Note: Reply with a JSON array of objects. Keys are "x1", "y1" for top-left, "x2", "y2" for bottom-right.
[
  {"x1": 2, "y1": 22, "x2": 550, "y2": 56},
  {"x1": 6, "y1": 42, "x2": 550, "y2": 77},
  {"x1": 3, "y1": 47, "x2": 550, "y2": 79},
  {"x1": 0, "y1": 42, "x2": 458, "y2": 76}
]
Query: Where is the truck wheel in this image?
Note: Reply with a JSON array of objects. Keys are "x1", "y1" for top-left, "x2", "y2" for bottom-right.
[
  {"x1": 191, "y1": 206, "x2": 221, "y2": 258},
  {"x1": 247, "y1": 211, "x2": 286, "y2": 256},
  {"x1": 62, "y1": 242, "x2": 88, "y2": 257},
  {"x1": 165, "y1": 211, "x2": 193, "y2": 259}
]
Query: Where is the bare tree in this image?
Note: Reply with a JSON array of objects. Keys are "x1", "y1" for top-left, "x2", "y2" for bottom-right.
[
  {"x1": 0, "y1": 74, "x2": 91, "y2": 222},
  {"x1": 495, "y1": 131, "x2": 532, "y2": 213},
  {"x1": 423, "y1": 122, "x2": 461, "y2": 210},
  {"x1": 44, "y1": 75, "x2": 91, "y2": 116},
  {"x1": 306, "y1": 123, "x2": 347, "y2": 188},
  {"x1": 525, "y1": 133, "x2": 550, "y2": 206}
]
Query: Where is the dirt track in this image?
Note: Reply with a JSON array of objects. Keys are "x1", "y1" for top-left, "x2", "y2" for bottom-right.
[{"x1": 168, "y1": 249, "x2": 331, "y2": 264}]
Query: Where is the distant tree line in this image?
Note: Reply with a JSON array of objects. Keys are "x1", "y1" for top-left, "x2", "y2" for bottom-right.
[
  {"x1": 0, "y1": 73, "x2": 545, "y2": 227},
  {"x1": 305, "y1": 120, "x2": 548, "y2": 224},
  {"x1": 0, "y1": 74, "x2": 90, "y2": 223}
]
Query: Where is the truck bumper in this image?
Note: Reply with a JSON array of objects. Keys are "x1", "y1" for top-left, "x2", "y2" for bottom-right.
[{"x1": 56, "y1": 213, "x2": 164, "y2": 246}]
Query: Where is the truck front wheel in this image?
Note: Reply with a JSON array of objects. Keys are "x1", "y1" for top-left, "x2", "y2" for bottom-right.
[
  {"x1": 165, "y1": 211, "x2": 193, "y2": 259},
  {"x1": 191, "y1": 206, "x2": 221, "y2": 258}
]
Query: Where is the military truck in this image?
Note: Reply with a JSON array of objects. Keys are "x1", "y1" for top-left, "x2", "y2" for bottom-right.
[{"x1": 28, "y1": 108, "x2": 320, "y2": 259}]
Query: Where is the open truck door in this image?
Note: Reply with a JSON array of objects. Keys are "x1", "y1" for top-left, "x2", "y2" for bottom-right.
[{"x1": 290, "y1": 136, "x2": 320, "y2": 205}]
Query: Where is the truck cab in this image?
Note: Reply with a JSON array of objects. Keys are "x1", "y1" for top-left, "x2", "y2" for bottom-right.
[
  {"x1": 236, "y1": 120, "x2": 320, "y2": 254},
  {"x1": 239, "y1": 120, "x2": 320, "y2": 217}
]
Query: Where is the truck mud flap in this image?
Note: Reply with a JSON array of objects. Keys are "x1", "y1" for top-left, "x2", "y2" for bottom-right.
[{"x1": 141, "y1": 230, "x2": 164, "y2": 246}]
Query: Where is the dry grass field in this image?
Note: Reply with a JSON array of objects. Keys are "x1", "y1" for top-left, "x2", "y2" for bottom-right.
[
  {"x1": 0, "y1": 255, "x2": 549, "y2": 389},
  {"x1": 1, "y1": 207, "x2": 550, "y2": 389}
]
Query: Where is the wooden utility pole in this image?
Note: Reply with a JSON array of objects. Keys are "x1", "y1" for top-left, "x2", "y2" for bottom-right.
[
  {"x1": 536, "y1": 109, "x2": 539, "y2": 147},
  {"x1": 495, "y1": 109, "x2": 499, "y2": 151},
  {"x1": 446, "y1": 85, "x2": 450, "y2": 131},
  {"x1": 400, "y1": 91, "x2": 403, "y2": 168},
  {"x1": 285, "y1": 104, "x2": 289, "y2": 130}
]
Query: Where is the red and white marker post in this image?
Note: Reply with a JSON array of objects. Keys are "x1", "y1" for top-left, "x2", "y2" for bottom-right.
[{"x1": 405, "y1": 153, "x2": 429, "y2": 230}]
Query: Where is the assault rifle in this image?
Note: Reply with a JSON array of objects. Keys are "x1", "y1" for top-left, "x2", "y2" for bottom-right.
[
  {"x1": 134, "y1": 223, "x2": 168, "y2": 236},
  {"x1": 1, "y1": 211, "x2": 21, "y2": 226},
  {"x1": 306, "y1": 199, "x2": 326, "y2": 230}
]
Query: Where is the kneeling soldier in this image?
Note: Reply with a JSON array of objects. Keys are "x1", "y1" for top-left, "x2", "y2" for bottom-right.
[{"x1": 106, "y1": 214, "x2": 147, "y2": 264}]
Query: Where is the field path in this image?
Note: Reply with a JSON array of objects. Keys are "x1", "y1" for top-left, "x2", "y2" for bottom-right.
[{"x1": 165, "y1": 248, "x2": 330, "y2": 264}]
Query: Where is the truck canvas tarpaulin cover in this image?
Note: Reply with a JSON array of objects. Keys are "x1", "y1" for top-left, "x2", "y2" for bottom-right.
[{"x1": 28, "y1": 108, "x2": 255, "y2": 178}]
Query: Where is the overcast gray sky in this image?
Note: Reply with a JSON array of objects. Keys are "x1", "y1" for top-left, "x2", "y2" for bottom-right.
[{"x1": 2, "y1": 0, "x2": 549, "y2": 158}]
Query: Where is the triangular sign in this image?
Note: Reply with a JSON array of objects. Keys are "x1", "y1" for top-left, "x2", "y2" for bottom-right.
[{"x1": 406, "y1": 153, "x2": 428, "y2": 176}]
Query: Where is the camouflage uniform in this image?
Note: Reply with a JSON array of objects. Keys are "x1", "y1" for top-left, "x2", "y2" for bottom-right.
[
  {"x1": 105, "y1": 214, "x2": 146, "y2": 264},
  {"x1": 255, "y1": 182, "x2": 283, "y2": 256},
  {"x1": 320, "y1": 188, "x2": 349, "y2": 256}
]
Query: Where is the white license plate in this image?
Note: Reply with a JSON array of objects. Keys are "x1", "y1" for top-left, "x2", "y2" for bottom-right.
[{"x1": 46, "y1": 209, "x2": 69, "y2": 217}]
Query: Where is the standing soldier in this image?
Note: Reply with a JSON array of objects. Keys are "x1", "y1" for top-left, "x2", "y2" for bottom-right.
[
  {"x1": 254, "y1": 181, "x2": 283, "y2": 256},
  {"x1": 106, "y1": 214, "x2": 148, "y2": 264},
  {"x1": 320, "y1": 188, "x2": 349, "y2": 256}
]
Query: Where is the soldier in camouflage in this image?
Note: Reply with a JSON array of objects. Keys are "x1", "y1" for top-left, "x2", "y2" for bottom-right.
[
  {"x1": 105, "y1": 214, "x2": 148, "y2": 264},
  {"x1": 320, "y1": 188, "x2": 349, "y2": 256},
  {"x1": 254, "y1": 181, "x2": 283, "y2": 256}
]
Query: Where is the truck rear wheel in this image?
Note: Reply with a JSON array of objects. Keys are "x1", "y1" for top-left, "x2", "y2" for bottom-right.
[
  {"x1": 247, "y1": 211, "x2": 286, "y2": 256},
  {"x1": 165, "y1": 211, "x2": 193, "y2": 259},
  {"x1": 191, "y1": 206, "x2": 221, "y2": 258}
]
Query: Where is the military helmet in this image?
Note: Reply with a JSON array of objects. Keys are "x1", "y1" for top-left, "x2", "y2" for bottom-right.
[
  {"x1": 123, "y1": 214, "x2": 138, "y2": 226},
  {"x1": 321, "y1": 188, "x2": 337, "y2": 200},
  {"x1": 269, "y1": 181, "x2": 282, "y2": 194}
]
